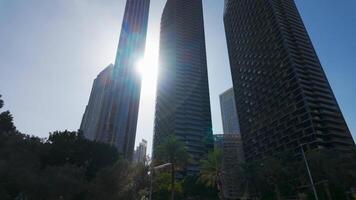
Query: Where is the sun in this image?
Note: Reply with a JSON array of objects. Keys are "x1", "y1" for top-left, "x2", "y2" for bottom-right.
[{"x1": 136, "y1": 38, "x2": 159, "y2": 96}]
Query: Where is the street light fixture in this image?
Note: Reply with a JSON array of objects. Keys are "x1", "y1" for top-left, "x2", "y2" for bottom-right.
[
  {"x1": 299, "y1": 143, "x2": 319, "y2": 200},
  {"x1": 149, "y1": 163, "x2": 172, "y2": 200}
]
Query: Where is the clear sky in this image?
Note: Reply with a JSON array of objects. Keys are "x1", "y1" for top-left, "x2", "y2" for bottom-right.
[{"x1": 0, "y1": 0, "x2": 355, "y2": 154}]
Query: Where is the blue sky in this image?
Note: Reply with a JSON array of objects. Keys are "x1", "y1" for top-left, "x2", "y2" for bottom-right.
[{"x1": 0, "y1": 0, "x2": 355, "y2": 153}]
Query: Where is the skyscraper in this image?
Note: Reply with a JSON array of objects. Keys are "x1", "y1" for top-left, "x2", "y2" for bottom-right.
[
  {"x1": 220, "y1": 88, "x2": 240, "y2": 135},
  {"x1": 81, "y1": 0, "x2": 150, "y2": 160},
  {"x1": 80, "y1": 64, "x2": 114, "y2": 140},
  {"x1": 153, "y1": 0, "x2": 213, "y2": 175},
  {"x1": 133, "y1": 139, "x2": 147, "y2": 164},
  {"x1": 224, "y1": 0, "x2": 355, "y2": 161}
]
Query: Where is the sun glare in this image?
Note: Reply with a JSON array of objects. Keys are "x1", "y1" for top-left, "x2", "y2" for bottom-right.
[{"x1": 136, "y1": 38, "x2": 159, "y2": 96}]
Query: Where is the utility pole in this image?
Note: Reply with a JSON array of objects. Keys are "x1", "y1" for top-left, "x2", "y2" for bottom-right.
[
  {"x1": 300, "y1": 144, "x2": 319, "y2": 200},
  {"x1": 148, "y1": 170, "x2": 153, "y2": 200}
]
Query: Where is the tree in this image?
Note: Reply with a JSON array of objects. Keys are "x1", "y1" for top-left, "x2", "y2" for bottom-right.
[
  {"x1": 37, "y1": 164, "x2": 87, "y2": 200},
  {"x1": 155, "y1": 135, "x2": 189, "y2": 200},
  {"x1": 0, "y1": 95, "x2": 16, "y2": 133},
  {"x1": 198, "y1": 148, "x2": 223, "y2": 198},
  {"x1": 129, "y1": 163, "x2": 150, "y2": 199},
  {"x1": 152, "y1": 172, "x2": 183, "y2": 200},
  {"x1": 0, "y1": 129, "x2": 123, "y2": 199},
  {"x1": 181, "y1": 176, "x2": 219, "y2": 200},
  {"x1": 243, "y1": 153, "x2": 301, "y2": 200},
  {"x1": 258, "y1": 157, "x2": 286, "y2": 200},
  {"x1": 0, "y1": 94, "x2": 155, "y2": 199},
  {"x1": 0, "y1": 95, "x2": 4, "y2": 109},
  {"x1": 306, "y1": 148, "x2": 356, "y2": 199},
  {"x1": 87, "y1": 161, "x2": 150, "y2": 200},
  {"x1": 43, "y1": 130, "x2": 119, "y2": 179},
  {"x1": 0, "y1": 111, "x2": 16, "y2": 133},
  {"x1": 237, "y1": 149, "x2": 356, "y2": 199}
]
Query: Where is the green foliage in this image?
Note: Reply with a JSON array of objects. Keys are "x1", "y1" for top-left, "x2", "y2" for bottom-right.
[
  {"x1": 0, "y1": 129, "x2": 151, "y2": 200},
  {"x1": 38, "y1": 164, "x2": 87, "y2": 199},
  {"x1": 152, "y1": 174, "x2": 219, "y2": 200},
  {"x1": 203, "y1": 132, "x2": 215, "y2": 150},
  {"x1": 0, "y1": 95, "x2": 16, "y2": 133},
  {"x1": 232, "y1": 149, "x2": 356, "y2": 200},
  {"x1": 181, "y1": 176, "x2": 219, "y2": 200},
  {"x1": 198, "y1": 148, "x2": 222, "y2": 188},
  {"x1": 154, "y1": 135, "x2": 189, "y2": 200},
  {"x1": 306, "y1": 149, "x2": 356, "y2": 199},
  {"x1": 44, "y1": 130, "x2": 119, "y2": 179},
  {"x1": 0, "y1": 111, "x2": 16, "y2": 133},
  {"x1": 153, "y1": 135, "x2": 219, "y2": 199},
  {"x1": 155, "y1": 134, "x2": 189, "y2": 167},
  {"x1": 87, "y1": 161, "x2": 149, "y2": 200},
  {"x1": 0, "y1": 95, "x2": 151, "y2": 200},
  {"x1": 152, "y1": 172, "x2": 183, "y2": 200},
  {"x1": 0, "y1": 131, "x2": 103, "y2": 199},
  {"x1": 241, "y1": 153, "x2": 309, "y2": 199}
]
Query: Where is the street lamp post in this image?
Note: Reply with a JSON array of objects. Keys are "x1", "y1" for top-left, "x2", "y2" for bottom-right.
[
  {"x1": 149, "y1": 163, "x2": 172, "y2": 200},
  {"x1": 300, "y1": 144, "x2": 319, "y2": 200}
]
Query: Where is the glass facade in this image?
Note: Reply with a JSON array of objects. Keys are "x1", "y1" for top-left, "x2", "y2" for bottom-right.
[
  {"x1": 81, "y1": 0, "x2": 150, "y2": 160},
  {"x1": 220, "y1": 88, "x2": 240, "y2": 135},
  {"x1": 133, "y1": 139, "x2": 147, "y2": 164},
  {"x1": 224, "y1": 0, "x2": 355, "y2": 161},
  {"x1": 153, "y1": 0, "x2": 213, "y2": 175},
  {"x1": 80, "y1": 64, "x2": 114, "y2": 141}
]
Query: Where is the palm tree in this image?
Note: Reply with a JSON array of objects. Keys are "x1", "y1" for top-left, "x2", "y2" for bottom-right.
[
  {"x1": 155, "y1": 135, "x2": 189, "y2": 200},
  {"x1": 199, "y1": 148, "x2": 223, "y2": 198}
]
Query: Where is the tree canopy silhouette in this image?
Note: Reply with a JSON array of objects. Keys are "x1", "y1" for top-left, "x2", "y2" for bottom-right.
[
  {"x1": 0, "y1": 95, "x2": 16, "y2": 133},
  {"x1": 0, "y1": 94, "x2": 149, "y2": 200}
]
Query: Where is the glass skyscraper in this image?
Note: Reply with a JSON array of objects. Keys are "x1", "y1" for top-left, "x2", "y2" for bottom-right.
[
  {"x1": 81, "y1": 64, "x2": 114, "y2": 141},
  {"x1": 220, "y1": 88, "x2": 240, "y2": 135},
  {"x1": 81, "y1": 0, "x2": 150, "y2": 160},
  {"x1": 133, "y1": 139, "x2": 148, "y2": 164},
  {"x1": 224, "y1": 0, "x2": 355, "y2": 161},
  {"x1": 153, "y1": 0, "x2": 213, "y2": 175}
]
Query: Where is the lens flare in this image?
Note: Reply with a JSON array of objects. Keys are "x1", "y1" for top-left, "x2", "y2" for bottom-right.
[{"x1": 136, "y1": 38, "x2": 159, "y2": 96}]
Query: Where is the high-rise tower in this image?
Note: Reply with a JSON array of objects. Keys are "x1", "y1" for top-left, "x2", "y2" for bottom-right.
[
  {"x1": 133, "y1": 139, "x2": 148, "y2": 164},
  {"x1": 81, "y1": 64, "x2": 114, "y2": 141},
  {"x1": 220, "y1": 88, "x2": 240, "y2": 135},
  {"x1": 81, "y1": 0, "x2": 150, "y2": 160},
  {"x1": 224, "y1": 0, "x2": 354, "y2": 161},
  {"x1": 153, "y1": 0, "x2": 213, "y2": 175}
]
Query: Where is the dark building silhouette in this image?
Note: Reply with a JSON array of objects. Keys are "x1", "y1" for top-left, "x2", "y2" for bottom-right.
[
  {"x1": 153, "y1": 0, "x2": 213, "y2": 175},
  {"x1": 81, "y1": 0, "x2": 150, "y2": 160},
  {"x1": 224, "y1": 0, "x2": 355, "y2": 161}
]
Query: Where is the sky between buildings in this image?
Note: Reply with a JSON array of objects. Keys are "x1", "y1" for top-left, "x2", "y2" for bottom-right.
[{"x1": 0, "y1": 0, "x2": 355, "y2": 154}]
